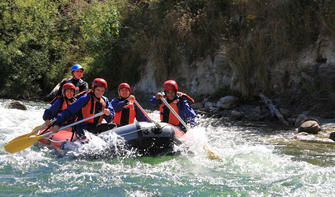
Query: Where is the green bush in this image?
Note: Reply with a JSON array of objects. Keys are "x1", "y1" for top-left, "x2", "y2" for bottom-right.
[
  {"x1": 0, "y1": 0, "x2": 120, "y2": 98},
  {"x1": 1, "y1": 0, "x2": 335, "y2": 100}
]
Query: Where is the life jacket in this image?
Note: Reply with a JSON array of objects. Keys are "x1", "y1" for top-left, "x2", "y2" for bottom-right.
[
  {"x1": 74, "y1": 90, "x2": 87, "y2": 99},
  {"x1": 113, "y1": 98, "x2": 136, "y2": 126},
  {"x1": 57, "y1": 97, "x2": 76, "y2": 114},
  {"x1": 77, "y1": 92, "x2": 106, "y2": 125},
  {"x1": 177, "y1": 91, "x2": 194, "y2": 104},
  {"x1": 71, "y1": 78, "x2": 84, "y2": 95},
  {"x1": 50, "y1": 78, "x2": 87, "y2": 104},
  {"x1": 159, "y1": 92, "x2": 194, "y2": 126},
  {"x1": 160, "y1": 98, "x2": 180, "y2": 126}
]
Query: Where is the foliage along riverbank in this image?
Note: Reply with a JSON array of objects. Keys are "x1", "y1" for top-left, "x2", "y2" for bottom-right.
[{"x1": 1, "y1": 0, "x2": 335, "y2": 118}]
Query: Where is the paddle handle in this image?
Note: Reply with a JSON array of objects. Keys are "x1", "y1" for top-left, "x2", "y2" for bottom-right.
[
  {"x1": 134, "y1": 100, "x2": 152, "y2": 122},
  {"x1": 37, "y1": 119, "x2": 57, "y2": 135},
  {"x1": 160, "y1": 97, "x2": 189, "y2": 131},
  {"x1": 40, "y1": 112, "x2": 104, "y2": 137}
]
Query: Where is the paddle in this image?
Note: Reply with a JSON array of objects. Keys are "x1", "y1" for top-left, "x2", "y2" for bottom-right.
[
  {"x1": 134, "y1": 100, "x2": 152, "y2": 122},
  {"x1": 4, "y1": 112, "x2": 104, "y2": 154},
  {"x1": 7, "y1": 124, "x2": 45, "y2": 144},
  {"x1": 160, "y1": 96, "x2": 222, "y2": 161},
  {"x1": 7, "y1": 120, "x2": 56, "y2": 144},
  {"x1": 134, "y1": 100, "x2": 162, "y2": 129}
]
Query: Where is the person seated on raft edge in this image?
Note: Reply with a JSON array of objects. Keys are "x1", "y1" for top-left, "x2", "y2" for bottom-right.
[
  {"x1": 46, "y1": 64, "x2": 89, "y2": 102},
  {"x1": 111, "y1": 83, "x2": 150, "y2": 127},
  {"x1": 150, "y1": 80, "x2": 198, "y2": 132},
  {"x1": 52, "y1": 78, "x2": 116, "y2": 140},
  {"x1": 43, "y1": 83, "x2": 77, "y2": 127}
]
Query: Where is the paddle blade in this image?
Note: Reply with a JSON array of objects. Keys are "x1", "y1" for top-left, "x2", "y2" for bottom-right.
[
  {"x1": 7, "y1": 124, "x2": 44, "y2": 144},
  {"x1": 203, "y1": 145, "x2": 223, "y2": 161},
  {"x1": 4, "y1": 135, "x2": 43, "y2": 154}
]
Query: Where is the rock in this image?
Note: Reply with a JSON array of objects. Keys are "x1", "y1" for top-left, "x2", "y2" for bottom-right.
[
  {"x1": 330, "y1": 132, "x2": 335, "y2": 141},
  {"x1": 295, "y1": 114, "x2": 308, "y2": 127},
  {"x1": 298, "y1": 119, "x2": 321, "y2": 134},
  {"x1": 192, "y1": 102, "x2": 204, "y2": 109},
  {"x1": 295, "y1": 132, "x2": 335, "y2": 144},
  {"x1": 204, "y1": 101, "x2": 218, "y2": 112},
  {"x1": 231, "y1": 110, "x2": 243, "y2": 120},
  {"x1": 287, "y1": 117, "x2": 296, "y2": 125},
  {"x1": 7, "y1": 101, "x2": 27, "y2": 110},
  {"x1": 216, "y1": 96, "x2": 239, "y2": 109}
]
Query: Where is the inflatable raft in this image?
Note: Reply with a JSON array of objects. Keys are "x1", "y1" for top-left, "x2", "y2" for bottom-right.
[
  {"x1": 38, "y1": 127, "x2": 78, "y2": 149},
  {"x1": 37, "y1": 122, "x2": 185, "y2": 156}
]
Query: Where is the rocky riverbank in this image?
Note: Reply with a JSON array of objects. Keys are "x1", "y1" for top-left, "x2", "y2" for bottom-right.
[
  {"x1": 188, "y1": 93, "x2": 335, "y2": 144},
  {"x1": 5, "y1": 90, "x2": 335, "y2": 144}
]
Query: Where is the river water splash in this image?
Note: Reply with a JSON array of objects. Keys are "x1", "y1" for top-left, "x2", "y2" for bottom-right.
[{"x1": 1, "y1": 99, "x2": 335, "y2": 196}]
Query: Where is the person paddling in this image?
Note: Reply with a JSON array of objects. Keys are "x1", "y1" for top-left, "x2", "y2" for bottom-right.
[
  {"x1": 111, "y1": 83, "x2": 150, "y2": 127},
  {"x1": 47, "y1": 64, "x2": 89, "y2": 101},
  {"x1": 43, "y1": 83, "x2": 77, "y2": 126},
  {"x1": 150, "y1": 80, "x2": 198, "y2": 132},
  {"x1": 52, "y1": 78, "x2": 115, "y2": 139}
]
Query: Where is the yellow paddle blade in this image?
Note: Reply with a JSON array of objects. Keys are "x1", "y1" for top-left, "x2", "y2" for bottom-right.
[
  {"x1": 4, "y1": 135, "x2": 44, "y2": 154},
  {"x1": 7, "y1": 124, "x2": 44, "y2": 144},
  {"x1": 203, "y1": 145, "x2": 223, "y2": 161}
]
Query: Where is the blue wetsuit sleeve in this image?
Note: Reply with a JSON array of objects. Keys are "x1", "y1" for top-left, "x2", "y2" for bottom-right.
[
  {"x1": 103, "y1": 97, "x2": 114, "y2": 123},
  {"x1": 111, "y1": 97, "x2": 128, "y2": 112},
  {"x1": 55, "y1": 94, "x2": 89, "y2": 126},
  {"x1": 43, "y1": 98, "x2": 62, "y2": 121},
  {"x1": 179, "y1": 100, "x2": 198, "y2": 127},
  {"x1": 150, "y1": 96, "x2": 162, "y2": 105},
  {"x1": 134, "y1": 105, "x2": 150, "y2": 122}
]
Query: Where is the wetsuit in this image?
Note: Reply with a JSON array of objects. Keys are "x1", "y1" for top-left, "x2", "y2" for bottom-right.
[
  {"x1": 111, "y1": 97, "x2": 150, "y2": 127},
  {"x1": 150, "y1": 92, "x2": 198, "y2": 131},
  {"x1": 55, "y1": 92, "x2": 115, "y2": 137}
]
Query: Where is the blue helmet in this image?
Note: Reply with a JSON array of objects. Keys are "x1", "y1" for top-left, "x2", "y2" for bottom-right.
[{"x1": 71, "y1": 64, "x2": 84, "y2": 73}]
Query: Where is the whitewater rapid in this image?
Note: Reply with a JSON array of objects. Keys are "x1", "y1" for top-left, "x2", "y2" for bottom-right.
[{"x1": 1, "y1": 99, "x2": 335, "y2": 196}]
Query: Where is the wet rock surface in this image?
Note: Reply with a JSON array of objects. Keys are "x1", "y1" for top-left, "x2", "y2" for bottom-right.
[{"x1": 6, "y1": 100, "x2": 27, "y2": 110}]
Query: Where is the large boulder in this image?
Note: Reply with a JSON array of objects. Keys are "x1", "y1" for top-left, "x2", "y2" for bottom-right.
[
  {"x1": 295, "y1": 114, "x2": 308, "y2": 127},
  {"x1": 7, "y1": 100, "x2": 27, "y2": 110},
  {"x1": 298, "y1": 118, "x2": 321, "y2": 134},
  {"x1": 216, "y1": 96, "x2": 239, "y2": 109}
]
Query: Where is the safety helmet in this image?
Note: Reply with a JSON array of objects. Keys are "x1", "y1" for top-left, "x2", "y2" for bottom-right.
[
  {"x1": 92, "y1": 78, "x2": 108, "y2": 89},
  {"x1": 62, "y1": 83, "x2": 75, "y2": 95},
  {"x1": 163, "y1": 80, "x2": 178, "y2": 91},
  {"x1": 118, "y1": 83, "x2": 131, "y2": 92},
  {"x1": 71, "y1": 64, "x2": 84, "y2": 73}
]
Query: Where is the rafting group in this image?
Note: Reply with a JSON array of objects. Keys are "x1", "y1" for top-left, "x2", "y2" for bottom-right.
[{"x1": 5, "y1": 64, "x2": 199, "y2": 156}]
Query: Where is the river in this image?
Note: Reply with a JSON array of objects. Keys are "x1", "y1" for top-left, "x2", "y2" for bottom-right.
[{"x1": 1, "y1": 99, "x2": 335, "y2": 196}]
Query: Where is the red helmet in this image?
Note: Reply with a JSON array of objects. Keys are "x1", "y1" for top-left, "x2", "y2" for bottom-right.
[
  {"x1": 163, "y1": 80, "x2": 178, "y2": 91},
  {"x1": 62, "y1": 83, "x2": 75, "y2": 94},
  {"x1": 92, "y1": 78, "x2": 108, "y2": 89},
  {"x1": 118, "y1": 83, "x2": 131, "y2": 92}
]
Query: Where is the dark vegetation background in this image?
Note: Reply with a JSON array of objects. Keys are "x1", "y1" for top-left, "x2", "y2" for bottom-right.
[{"x1": 0, "y1": 0, "x2": 334, "y2": 101}]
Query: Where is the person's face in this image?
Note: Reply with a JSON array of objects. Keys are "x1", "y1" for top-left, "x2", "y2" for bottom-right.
[
  {"x1": 94, "y1": 86, "x2": 105, "y2": 98},
  {"x1": 119, "y1": 88, "x2": 130, "y2": 99},
  {"x1": 165, "y1": 89, "x2": 176, "y2": 100},
  {"x1": 64, "y1": 89, "x2": 74, "y2": 99},
  {"x1": 73, "y1": 69, "x2": 83, "y2": 79}
]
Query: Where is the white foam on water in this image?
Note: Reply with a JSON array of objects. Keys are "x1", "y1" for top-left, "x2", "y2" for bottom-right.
[{"x1": 1, "y1": 100, "x2": 335, "y2": 196}]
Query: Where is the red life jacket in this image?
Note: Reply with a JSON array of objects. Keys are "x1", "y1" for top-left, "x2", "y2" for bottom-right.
[
  {"x1": 159, "y1": 92, "x2": 194, "y2": 126},
  {"x1": 57, "y1": 97, "x2": 75, "y2": 114},
  {"x1": 113, "y1": 100, "x2": 136, "y2": 126},
  {"x1": 78, "y1": 92, "x2": 106, "y2": 125},
  {"x1": 177, "y1": 91, "x2": 194, "y2": 104},
  {"x1": 74, "y1": 90, "x2": 87, "y2": 99},
  {"x1": 160, "y1": 98, "x2": 180, "y2": 126}
]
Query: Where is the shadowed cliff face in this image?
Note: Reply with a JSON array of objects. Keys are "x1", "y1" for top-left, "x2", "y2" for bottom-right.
[
  {"x1": 134, "y1": 35, "x2": 335, "y2": 101},
  {"x1": 134, "y1": 50, "x2": 232, "y2": 95},
  {"x1": 129, "y1": 1, "x2": 335, "y2": 102}
]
